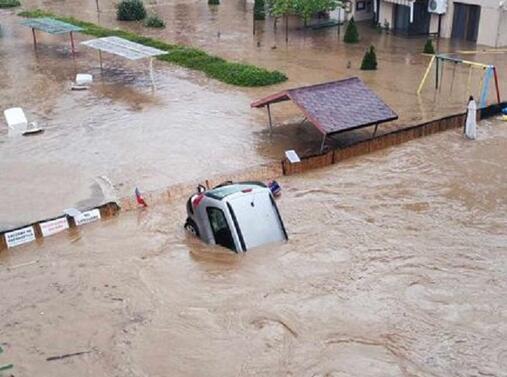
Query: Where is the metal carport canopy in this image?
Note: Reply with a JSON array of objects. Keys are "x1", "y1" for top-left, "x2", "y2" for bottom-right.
[
  {"x1": 80, "y1": 36, "x2": 167, "y2": 87},
  {"x1": 80, "y1": 36, "x2": 166, "y2": 60},
  {"x1": 19, "y1": 17, "x2": 83, "y2": 54},
  {"x1": 251, "y1": 77, "x2": 398, "y2": 137}
]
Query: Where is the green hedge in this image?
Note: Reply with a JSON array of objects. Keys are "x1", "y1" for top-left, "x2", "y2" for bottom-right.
[
  {"x1": 18, "y1": 9, "x2": 287, "y2": 87},
  {"x1": 0, "y1": 0, "x2": 21, "y2": 8}
]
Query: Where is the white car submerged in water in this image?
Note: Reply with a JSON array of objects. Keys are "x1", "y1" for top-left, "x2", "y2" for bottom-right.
[{"x1": 184, "y1": 181, "x2": 288, "y2": 253}]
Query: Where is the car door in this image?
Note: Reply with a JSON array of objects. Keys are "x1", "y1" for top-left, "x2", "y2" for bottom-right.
[{"x1": 206, "y1": 206, "x2": 237, "y2": 252}]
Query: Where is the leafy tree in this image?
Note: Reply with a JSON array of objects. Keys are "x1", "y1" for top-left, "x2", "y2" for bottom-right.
[
  {"x1": 268, "y1": 0, "x2": 340, "y2": 23},
  {"x1": 344, "y1": 17, "x2": 359, "y2": 43},
  {"x1": 208, "y1": 0, "x2": 220, "y2": 5},
  {"x1": 360, "y1": 45, "x2": 378, "y2": 70}
]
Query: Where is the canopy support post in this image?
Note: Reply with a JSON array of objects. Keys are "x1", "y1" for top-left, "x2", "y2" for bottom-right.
[
  {"x1": 267, "y1": 104, "x2": 273, "y2": 135},
  {"x1": 372, "y1": 123, "x2": 379, "y2": 137},
  {"x1": 31, "y1": 28, "x2": 37, "y2": 49},
  {"x1": 70, "y1": 31, "x2": 76, "y2": 55},
  {"x1": 149, "y1": 58, "x2": 155, "y2": 90},
  {"x1": 320, "y1": 134, "x2": 326, "y2": 153},
  {"x1": 98, "y1": 50, "x2": 103, "y2": 71},
  {"x1": 298, "y1": 117, "x2": 307, "y2": 127}
]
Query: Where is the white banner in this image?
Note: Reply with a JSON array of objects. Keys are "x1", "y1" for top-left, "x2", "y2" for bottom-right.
[
  {"x1": 74, "y1": 209, "x2": 101, "y2": 226},
  {"x1": 5, "y1": 226, "x2": 36, "y2": 248},
  {"x1": 40, "y1": 217, "x2": 69, "y2": 237}
]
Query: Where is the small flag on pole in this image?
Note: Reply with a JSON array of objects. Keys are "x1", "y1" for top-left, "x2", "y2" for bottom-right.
[{"x1": 135, "y1": 187, "x2": 148, "y2": 207}]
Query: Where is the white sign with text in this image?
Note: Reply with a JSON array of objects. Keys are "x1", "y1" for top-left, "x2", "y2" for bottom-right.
[
  {"x1": 40, "y1": 217, "x2": 69, "y2": 237},
  {"x1": 74, "y1": 209, "x2": 101, "y2": 226},
  {"x1": 5, "y1": 226, "x2": 36, "y2": 248}
]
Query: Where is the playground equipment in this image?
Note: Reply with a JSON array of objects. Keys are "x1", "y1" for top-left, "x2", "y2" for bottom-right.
[{"x1": 417, "y1": 54, "x2": 501, "y2": 108}]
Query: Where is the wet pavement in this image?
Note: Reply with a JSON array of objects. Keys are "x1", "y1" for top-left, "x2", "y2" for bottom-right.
[
  {"x1": 0, "y1": 118, "x2": 506, "y2": 376},
  {"x1": 1, "y1": 1, "x2": 507, "y2": 229}
]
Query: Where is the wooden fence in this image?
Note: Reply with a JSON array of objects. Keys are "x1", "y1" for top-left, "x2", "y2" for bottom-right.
[{"x1": 282, "y1": 112, "x2": 467, "y2": 175}]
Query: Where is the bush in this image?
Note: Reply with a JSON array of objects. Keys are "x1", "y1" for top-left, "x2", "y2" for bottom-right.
[
  {"x1": 423, "y1": 39, "x2": 435, "y2": 54},
  {"x1": 0, "y1": 0, "x2": 21, "y2": 8},
  {"x1": 208, "y1": 0, "x2": 219, "y2": 4},
  {"x1": 254, "y1": 0, "x2": 265, "y2": 20},
  {"x1": 117, "y1": 0, "x2": 146, "y2": 21},
  {"x1": 360, "y1": 45, "x2": 378, "y2": 70},
  {"x1": 344, "y1": 17, "x2": 359, "y2": 43},
  {"x1": 144, "y1": 14, "x2": 165, "y2": 28}
]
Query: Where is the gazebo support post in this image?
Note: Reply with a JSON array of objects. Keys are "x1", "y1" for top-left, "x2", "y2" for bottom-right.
[
  {"x1": 98, "y1": 50, "x2": 103, "y2": 71},
  {"x1": 298, "y1": 117, "x2": 307, "y2": 127},
  {"x1": 372, "y1": 123, "x2": 379, "y2": 137},
  {"x1": 149, "y1": 58, "x2": 155, "y2": 89},
  {"x1": 70, "y1": 31, "x2": 76, "y2": 55},
  {"x1": 267, "y1": 104, "x2": 273, "y2": 135},
  {"x1": 32, "y1": 28, "x2": 37, "y2": 49},
  {"x1": 320, "y1": 134, "x2": 326, "y2": 153}
]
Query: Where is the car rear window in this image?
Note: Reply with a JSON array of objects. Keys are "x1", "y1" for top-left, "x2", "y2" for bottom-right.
[{"x1": 205, "y1": 183, "x2": 263, "y2": 200}]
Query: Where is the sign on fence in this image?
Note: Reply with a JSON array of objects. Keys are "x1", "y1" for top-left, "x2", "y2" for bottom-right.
[
  {"x1": 40, "y1": 217, "x2": 69, "y2": 237},
  {"x1": 74, "y1": 209, "x2": 101, "y2": 226},
  {"x1": 5, "y1": 226, "x2": 36, "y2": 248}
]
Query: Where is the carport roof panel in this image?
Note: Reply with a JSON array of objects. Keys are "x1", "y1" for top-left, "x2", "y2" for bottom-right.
[
  {"x1": 251, "y1": 77, "x2": 398, "y2": 135},
  {"x1": 19, "y1": 18, "x2": 83, "y2": 34},
  {"x1": 81, "y1": 36, "x2": 167, "y2": 60}
]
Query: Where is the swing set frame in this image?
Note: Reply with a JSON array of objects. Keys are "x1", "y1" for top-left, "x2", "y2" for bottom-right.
[{"x1": 417, "y1": 54, "x2": 501, "y2": 108}]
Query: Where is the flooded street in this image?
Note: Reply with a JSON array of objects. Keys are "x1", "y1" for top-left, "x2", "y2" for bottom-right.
[
  {"x1": 2, "y1": 0, "x2": 507, "y2": 228},
  {"x1": 1, "y1": 118, "x2": 506, "y2": 376}
]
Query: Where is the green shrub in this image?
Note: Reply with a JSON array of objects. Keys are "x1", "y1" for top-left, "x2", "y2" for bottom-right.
[
  {"x1": 254, "y1": 0, "x2": 265, "y2": 20},
  {"x1": 19, "y1": 10, "x2": 288, "y2": 87},
  {"x1": 0, "y1": 0, "x2": 21, "y2": 8},
  {"x1": 144, "y1": 14, "x2": 165, "y2": 28},
  {"x1": 117, "y1": 0, "x2": 146, "y2": 21},
  {"x1": 208, "y1": 0, "x2": 219, "y2": 4},
  {"x1": 343, "y1": 17, "x2": 359, "y2": 43},
  {"x1": 360, "y1": 45, "x2": 377, "y2": 70},
  {"x1": 423, "y1": 39, "x2": 435, "y2": 54}
]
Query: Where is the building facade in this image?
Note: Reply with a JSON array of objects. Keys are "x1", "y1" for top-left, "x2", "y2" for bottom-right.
[{"x1": 376, "y1": 0, "x2": 506, "y2": 47}]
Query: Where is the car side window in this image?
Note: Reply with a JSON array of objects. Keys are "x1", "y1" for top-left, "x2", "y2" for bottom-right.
[{"x1": 206, "y1": 207, "x2": 236, "y2": 252}]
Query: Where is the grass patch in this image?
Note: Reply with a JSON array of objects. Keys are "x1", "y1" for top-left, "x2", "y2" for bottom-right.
[
  {"x1": 0, "y1": 0, "x2": 21, "y2": 8},
  {"x1": 18, "y1": 9, "x2": 287, "y2": 87}
]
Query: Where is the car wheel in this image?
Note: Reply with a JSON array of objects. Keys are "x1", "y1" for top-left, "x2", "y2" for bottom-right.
[{"x1": 184, "y1": 219, "x2": 199, "y2": 237}]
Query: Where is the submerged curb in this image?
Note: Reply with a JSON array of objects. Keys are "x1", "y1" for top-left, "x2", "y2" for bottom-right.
[{"x1": 0, "y1": 103, "x2": 505, "y2": 252}]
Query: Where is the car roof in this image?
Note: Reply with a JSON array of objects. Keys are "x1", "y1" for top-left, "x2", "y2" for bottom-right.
[{"x1": 205, "y1": 182, "x2": 266, "y2": 201}]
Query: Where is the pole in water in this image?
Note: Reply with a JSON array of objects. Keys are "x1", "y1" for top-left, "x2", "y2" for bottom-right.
[
  {"x1": 435, "y1": 56, "x2": 440, "y2": 89},
  {"x1": 32, "y1": 28, "x2": 37, "y2": 49},
  {"x1": 492, "y1": 66, "x2": 501, "y2": 103},
  {"x1": 70, "y1": 31, "x2": 76, "y2": 55}
]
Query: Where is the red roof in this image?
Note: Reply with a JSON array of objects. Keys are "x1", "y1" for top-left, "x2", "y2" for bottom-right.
[{"x1": 251, "y1": 77, "x2": 398, "y2": 135}]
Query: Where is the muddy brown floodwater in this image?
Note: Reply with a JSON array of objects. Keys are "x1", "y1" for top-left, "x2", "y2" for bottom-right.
[
  {"x1": 1, "y1": 118, "x2": 506, "y2": 376},
  {"x1": 2, "y1": 0, "x2": 507, "y2": 229}
]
